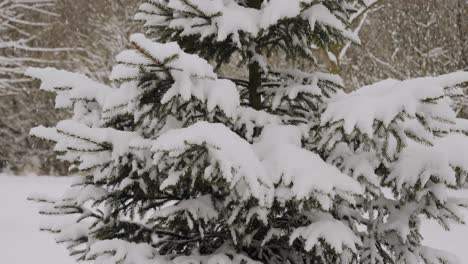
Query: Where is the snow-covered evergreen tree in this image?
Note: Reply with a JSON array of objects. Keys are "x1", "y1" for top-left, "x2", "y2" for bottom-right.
[{"x1": 28, "y1": 1, "x2": 468, "y2": 263}]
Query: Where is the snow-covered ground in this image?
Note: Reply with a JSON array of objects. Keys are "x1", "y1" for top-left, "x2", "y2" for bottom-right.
[
  {"x1": 0, "y1": 175, "x2": 75, "y2": 264},
  {"x1": 1, "y1": 175, "x2": 468, "y2": 263}
]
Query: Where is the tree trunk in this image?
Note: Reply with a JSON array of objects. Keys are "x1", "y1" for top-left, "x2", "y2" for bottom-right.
[
  {"x1": 248, "y1": 59, "x2": 262, "y2": 110},
  {"x1": 246, "y1": 0, "x2": 263, "y2": 110},
  {"x1": 246, "y1": 0, "x2": 262, "y2": 9},
  {"x1": 457, "y1": 0, "x2": 467, "y2": 70}
]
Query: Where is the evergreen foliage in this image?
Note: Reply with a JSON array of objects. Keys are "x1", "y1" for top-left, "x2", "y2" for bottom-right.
[{"x1": 28, "y1": 1, "x2": 468, "y2": 263}]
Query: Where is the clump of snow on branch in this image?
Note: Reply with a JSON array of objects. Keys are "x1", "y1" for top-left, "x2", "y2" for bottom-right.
[{"x1": 136, "y1": 0, "x2": 359, "y2": 48}]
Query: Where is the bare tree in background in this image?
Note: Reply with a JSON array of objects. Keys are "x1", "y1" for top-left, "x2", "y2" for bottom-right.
[
  {"x1": 342, "y1": 0, "x2": 468, "y2": 87},
  {"x1": 0, "y1": 0, "x2": 57, "y2": 93},
  {"x1": 0, "y1": 0, "x2": 140, "y2": 175},
  {"x1": 39, "y1": 0, "x2": 140, "y2": 82},
  {"x1": 0, "y1": 0, "x2": 65, "y2": 174}
]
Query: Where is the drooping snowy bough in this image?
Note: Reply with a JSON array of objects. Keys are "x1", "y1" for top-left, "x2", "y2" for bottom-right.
[{"x1": 28, "y1": 1, "x2": 468, "y2": 264}]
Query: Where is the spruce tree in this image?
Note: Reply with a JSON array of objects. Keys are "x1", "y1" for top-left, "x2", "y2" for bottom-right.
[{"x1": 28, "y1": 1, "x2": 468, "y2": 263}]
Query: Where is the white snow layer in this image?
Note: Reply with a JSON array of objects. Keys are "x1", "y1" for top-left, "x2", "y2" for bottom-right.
[
  {"x1": 153, "y1": 122, "x2": 361, "y2": 207},
  {"x1": 136, "y1": 0, "x2": 359, "y2": 46},
  {"x1": 254, "y1": 125, "x2": 362, "y2": 204},
  {"x1": 27, "y1": 34, "x2": 241, "y2": 119},
  {"x1": 25, "y1": 67, "x2": 114, "y2": 109},
  {"x1": 119, "y1": 33, "x2": 241, "y2": 115},
  {"x1": 388, "y1": 134, "x2": 468, "y2": 191},
  {"x1": 322, "y1": 72, "x2": 468, "y2": 136}
]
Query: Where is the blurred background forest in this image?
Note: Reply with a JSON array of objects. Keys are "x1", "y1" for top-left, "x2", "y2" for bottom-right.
[{"x1": 1, "y1": 0, "x2": 467, "y2": 175}]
